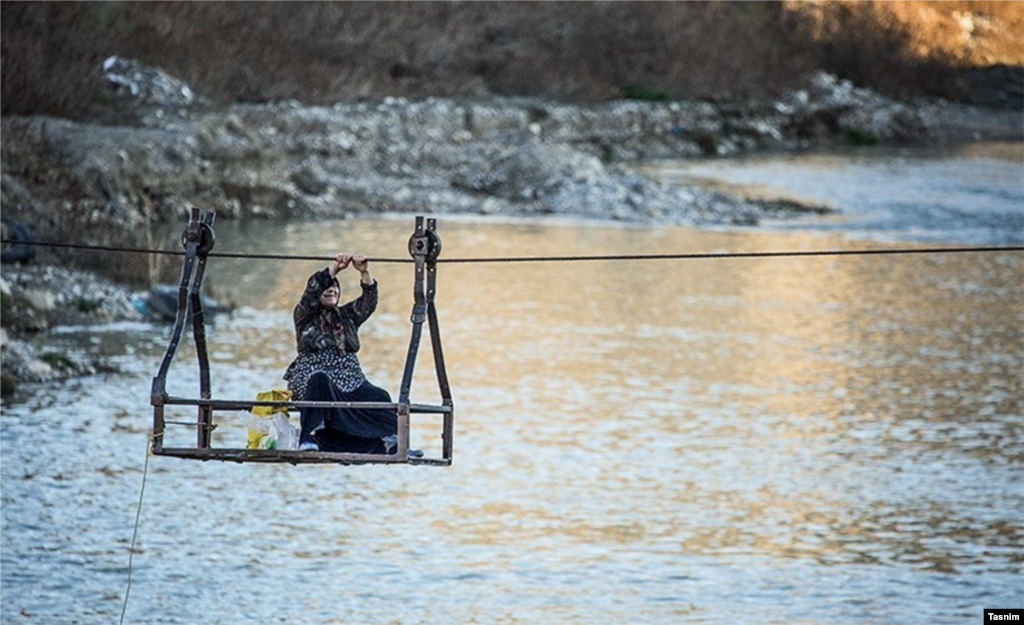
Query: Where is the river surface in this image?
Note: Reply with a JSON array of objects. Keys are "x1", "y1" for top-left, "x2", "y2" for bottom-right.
[
  {"x1": 640, "y1": 141, "x2": 1024, "y2": 245},
  {"x1": 2, "y1": 144, "x2": 1023, "y2": 625}
]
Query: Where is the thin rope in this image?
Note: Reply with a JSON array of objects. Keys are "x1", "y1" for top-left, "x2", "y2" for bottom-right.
[
  {"x1": 3, "y1": 238, "x2": 1023, "y2": 264},
  {"x1": 119, "y1": 434, "x2": 152, "y2": 625}
]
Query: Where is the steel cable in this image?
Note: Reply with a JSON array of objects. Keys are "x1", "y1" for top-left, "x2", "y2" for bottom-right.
[{"x1": 3, "y1": 237, "x2": 1022, "y2": 264}]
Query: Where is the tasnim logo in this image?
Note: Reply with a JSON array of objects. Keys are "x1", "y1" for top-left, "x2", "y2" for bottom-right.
[{"x1": 986, "y1": 610, "x2": 1023, "y2": 622}]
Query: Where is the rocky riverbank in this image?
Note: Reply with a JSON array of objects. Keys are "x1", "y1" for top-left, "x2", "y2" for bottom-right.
[
  {"x1": 0, "y1": 265, "x2": 144, "y2": 395},
  {"x1": 1, "y1": 57, "x2": 1021, "y2": 395},
  {"x1": 4, "y1": 59, "x2": 996, "y2": 240},
  {"x1": 5, "y1": 59, "x2": 1019, "y2": 238}
]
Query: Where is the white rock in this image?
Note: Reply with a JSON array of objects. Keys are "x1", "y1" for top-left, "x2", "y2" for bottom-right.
[
  {"x1": 23, "y1": 289, "x2": 57, "y2": 312},
  {"x1": 26, "y1": 359, "x2": 54, "y2": 379}
]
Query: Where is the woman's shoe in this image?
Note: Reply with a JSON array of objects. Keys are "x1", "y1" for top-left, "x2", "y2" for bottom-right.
[{"x1": 299, "y1": 441, "x2": 319, "y2": 451}]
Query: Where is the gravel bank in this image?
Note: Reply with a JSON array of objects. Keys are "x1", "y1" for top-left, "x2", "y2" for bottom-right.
[{"x1": 2, "y1": 58, "x2": 1020, "y2": 393}]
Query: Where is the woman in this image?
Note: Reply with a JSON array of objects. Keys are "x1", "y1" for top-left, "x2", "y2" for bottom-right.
[{"x1": 283, "y1": 252, "x2": 398, "y2": 453}]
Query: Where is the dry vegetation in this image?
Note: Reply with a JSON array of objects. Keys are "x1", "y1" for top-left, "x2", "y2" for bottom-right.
[
  {"x1": 787, "y1": 0, "x2": 1024, "y2": 67},
  {"x1": 781, "y1": 0, "x2": 1023, "y2": 105},
  {"x1": 2, "y1": 1, "x2": 1021, "y2": 121}
]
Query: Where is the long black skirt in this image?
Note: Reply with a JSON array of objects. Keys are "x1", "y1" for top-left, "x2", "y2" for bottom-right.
[{"x1": 300, "y1": 371, "x2": 397, "y2": 454}]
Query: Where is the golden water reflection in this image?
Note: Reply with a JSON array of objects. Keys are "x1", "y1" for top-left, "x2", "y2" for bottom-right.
[{"x1": 199, "y1": 216, "x2": 1021, "y2": 574}]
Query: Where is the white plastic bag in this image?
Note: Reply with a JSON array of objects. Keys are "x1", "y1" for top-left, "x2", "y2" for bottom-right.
[
  {"x1": 269, "y1": 413, "x2": 299, "y2": 450},
  {"x1": 247, "y1": 413, "x2": 299, "y2": 450}
]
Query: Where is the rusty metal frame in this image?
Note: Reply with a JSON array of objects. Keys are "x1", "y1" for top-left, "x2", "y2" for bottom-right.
[{"x1": 150, "y1": 209, "x2": 454, "y2": 466}]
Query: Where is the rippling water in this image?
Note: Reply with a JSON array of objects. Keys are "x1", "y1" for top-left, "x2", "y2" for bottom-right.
[
  {"x1": 3, "y1": 150, "x2": 1023, "y2": 624},
  {"x1": 640, "y1": 141, "x2": 1024, "y2": 245}
]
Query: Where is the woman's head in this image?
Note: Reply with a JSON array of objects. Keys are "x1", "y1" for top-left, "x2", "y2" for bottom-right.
[{"x1": 320, "y1": 279, "x2": 340, "y2": 307}]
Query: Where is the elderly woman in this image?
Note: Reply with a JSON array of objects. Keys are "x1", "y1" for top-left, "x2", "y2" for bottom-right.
[{"x1": 283, "y1": 252, "x2": 397, "y2": 453}]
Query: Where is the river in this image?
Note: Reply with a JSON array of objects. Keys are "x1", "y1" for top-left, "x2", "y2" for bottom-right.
[
  {"x1": 2, "y1": 143, "x2": 1022, "y2": 624},
  {"x1": 640, "y1": 141, "x2": 1024, "y2": 245}
]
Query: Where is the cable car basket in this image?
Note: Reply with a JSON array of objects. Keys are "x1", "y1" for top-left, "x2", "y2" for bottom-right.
[{"x1": 150, "y1": 209, "x2": 453, "y2": 466}]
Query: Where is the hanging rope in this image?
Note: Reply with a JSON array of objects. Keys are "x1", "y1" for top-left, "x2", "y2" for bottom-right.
[
  {"x1": 4, "y1": 238, "x2": 1022, "y2": 264},
  {"x1": 119, "y1": 433, "x2": 153, "y2": 625}
]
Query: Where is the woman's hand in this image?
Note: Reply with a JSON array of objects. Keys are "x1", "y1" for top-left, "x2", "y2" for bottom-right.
[
  {"x1": 351, "y1": 254, "x2": 375, "y2": 285},
  {"x1": 330, "y1": 252, "x2": 373, "y2": 284},
  {"x1": 329, "y1": 253, "x2": 352, "y2": 277}
]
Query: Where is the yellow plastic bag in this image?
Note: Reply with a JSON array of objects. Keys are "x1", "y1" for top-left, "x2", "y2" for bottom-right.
[
  {"x1": 250, "y1": 388, "x2": 292, "y2": 418},
  {"x1": 247, "y1": 389, "x2": 296, "y2": 449}
]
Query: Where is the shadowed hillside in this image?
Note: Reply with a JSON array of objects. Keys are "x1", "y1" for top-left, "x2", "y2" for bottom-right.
[{"x1": 2, "y1": 1, "x2": 1022, "y2": 121}]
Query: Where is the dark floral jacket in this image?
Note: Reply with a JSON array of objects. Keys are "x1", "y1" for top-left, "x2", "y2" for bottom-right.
[{"x1": 293, "y1": 268, "x2": 378, "y2": 355}]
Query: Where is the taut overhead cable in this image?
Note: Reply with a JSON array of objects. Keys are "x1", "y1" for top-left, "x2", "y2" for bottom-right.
[{"x1": 3, "y1": 238, "x2": 1022, "y2": 265}]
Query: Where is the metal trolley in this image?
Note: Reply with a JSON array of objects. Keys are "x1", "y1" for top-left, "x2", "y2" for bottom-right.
[{"x1": 150, "y1": 208, "x2": 453, "y2": 466}]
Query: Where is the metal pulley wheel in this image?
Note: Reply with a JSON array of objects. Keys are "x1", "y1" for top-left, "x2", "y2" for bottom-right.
[
  {"x1": 180, "y1": 218, "x2": 216, "y2": 255},
  {"x1": 408, "y1": 228, "x2": 441, "y2": 262}
]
